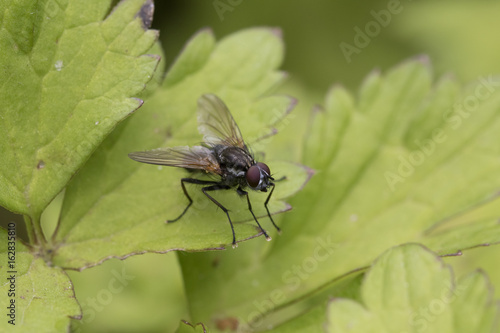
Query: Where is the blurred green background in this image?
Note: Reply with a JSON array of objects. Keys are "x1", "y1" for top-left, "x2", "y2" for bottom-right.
[{"x1": 2, "y1": 0, "x2": 500, "y2": 331}]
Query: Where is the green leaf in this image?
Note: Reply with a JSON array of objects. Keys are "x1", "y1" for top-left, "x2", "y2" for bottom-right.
[
  {"x1": 178, "y1": 58, "x2": 500, "y2": 329},
  {"x1": 325, "y1": 244, "x2": 499, "y2": 333},
  {"x1": 0, "y1": 0, "x2": 159, "y2": 219},
  {"x1": 266, "y1": 305, "x2": 328, "y2": 333},
  {"x1": 68, "y1": 254, "x2": 187, "y2": 333},
  {"x1": 51, "y1": 28, "x2": 310, "y2": 269},
  {"x1": 164, "y1": 27, "x2": 215, "y2": 87},
  {"x1": 0, "y1": 228, "x2": 81, "y2": 332},
  {"x1": 449, "y1": 270, "x2": 500, "y2": 333}
]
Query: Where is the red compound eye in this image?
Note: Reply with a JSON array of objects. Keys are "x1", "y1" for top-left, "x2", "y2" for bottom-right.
[
  {"x1": 246, "y1": 165, "x2": 260, "y2": 188},
  {"x1": 257, "y1": 162, "x2": 270, "y2": 175}
]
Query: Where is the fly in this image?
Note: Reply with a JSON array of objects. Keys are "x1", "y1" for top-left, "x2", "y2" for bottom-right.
[{"x1": 128, "y1": 94, "x2": 281, "y2": 248}]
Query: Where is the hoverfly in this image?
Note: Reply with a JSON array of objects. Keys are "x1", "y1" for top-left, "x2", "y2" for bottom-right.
[{"x1": 128, "y1": 94, "x2": 281, "y2": 248}]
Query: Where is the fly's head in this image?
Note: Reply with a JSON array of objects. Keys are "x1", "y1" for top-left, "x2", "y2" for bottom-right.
[{"x1": 246, "y1": 162, "x2": 274, "y2": 191}]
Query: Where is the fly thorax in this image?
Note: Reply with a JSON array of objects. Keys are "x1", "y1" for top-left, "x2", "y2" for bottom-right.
[{"x1": 217, "y1": 146, "x2": 253, "y2": 176}]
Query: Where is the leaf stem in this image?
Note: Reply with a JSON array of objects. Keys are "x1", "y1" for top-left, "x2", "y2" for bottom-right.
[
  {"x1": 24, "y1": 215, "x2": 36, "y2": 244},
  {"x1": 24, "y1": 214, "x2": 47, "y2": 247}
]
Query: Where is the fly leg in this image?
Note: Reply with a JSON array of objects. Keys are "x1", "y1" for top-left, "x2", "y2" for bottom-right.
[
  {"x1": 201, "y1": 184, "x2": 237, "y2": 247},
  {"x1": 264, "y1": 183, "x2": 281, "y2": 233},
  {"x1": 237, "y1": 187, "x2": 271, "y2": 241},
  {"x1": 167, "y1": 178, "x2": 219, "y2": 223},
  {"x1": 274, "y1": 176, "x2": 287, "y2": 182}
]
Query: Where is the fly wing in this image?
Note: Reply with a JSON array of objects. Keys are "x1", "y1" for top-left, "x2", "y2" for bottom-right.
[
  {"x1": 128, "y1": 146, "x2": 222, "y2": 175},
  {"x1": 197, "y1": 94, "x2": 248, "y2": 151}
]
